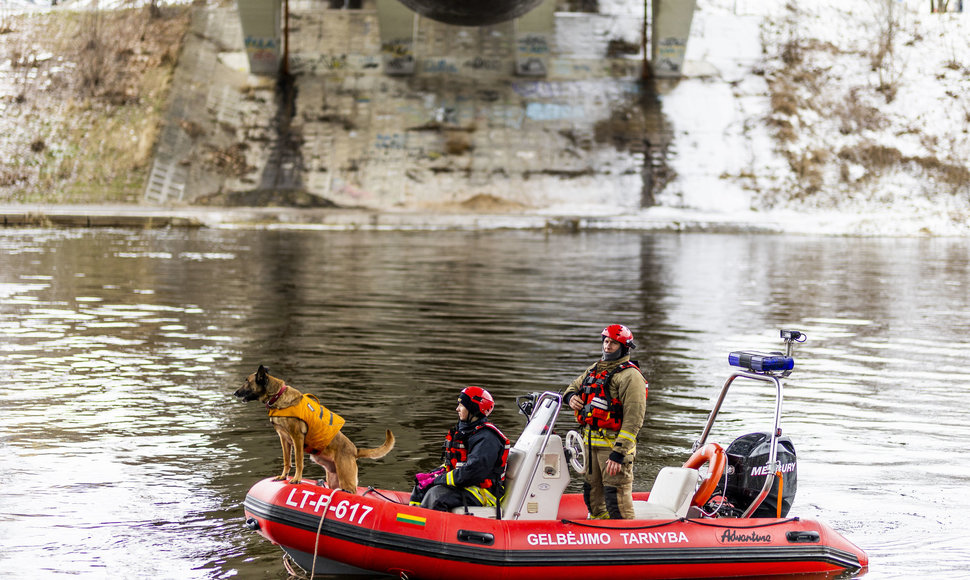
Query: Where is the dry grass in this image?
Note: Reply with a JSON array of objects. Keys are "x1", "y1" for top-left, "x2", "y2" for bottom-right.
[
  {"x1": 759, "y1": 3, "x2": 968, "y2": 203},
  {"x1": 833, "y1": 88, "x2": 888, "y2": 135},
  {"x1": 836, "y1": 140, "x2": 970, "y2": 193},
  {"x1": 0, "y1": 6, "x2": 191, "y2": 203},
  {"x1": 205, "y1": 143, "x2": 254, "y2": 177},
  {"x1": 837, "y1": 143, "x2": 903, "y2": 169}
]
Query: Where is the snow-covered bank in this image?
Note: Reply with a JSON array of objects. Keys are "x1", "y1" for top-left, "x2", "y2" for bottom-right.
[
  {"x1": 2, "y1": 0, "x2": 968, "y2": 236},
  {"x1": 654, "y1": 0, "x2": 970, "y2": 236}
]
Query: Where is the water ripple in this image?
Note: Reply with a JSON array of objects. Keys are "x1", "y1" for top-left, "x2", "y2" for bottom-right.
[{"x1": 2, "y1": 230, "x2": 969, "y2": 578}]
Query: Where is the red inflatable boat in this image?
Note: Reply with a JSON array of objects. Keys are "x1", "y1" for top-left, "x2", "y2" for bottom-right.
[{"x1": 242, "y1": 331, "x2": 868, "y2": 579}]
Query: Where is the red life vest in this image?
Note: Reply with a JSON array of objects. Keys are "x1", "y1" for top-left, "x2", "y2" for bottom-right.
[
  {"x1": 574, "y1": 360, "x2": 643, "y2": 431},
  {"x1": 443, "y1": 421, "x2": 510, "y2": 491}
]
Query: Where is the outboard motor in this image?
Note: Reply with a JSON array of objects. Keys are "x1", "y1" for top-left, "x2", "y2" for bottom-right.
[{"x1": 724, "y1": 432, "x2": 797, "y2": 518}]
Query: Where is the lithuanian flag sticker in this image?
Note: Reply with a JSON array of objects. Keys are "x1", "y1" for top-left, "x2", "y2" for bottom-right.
[{"x1": 396, "y1": 513, "x2": 427, "y2": 527}]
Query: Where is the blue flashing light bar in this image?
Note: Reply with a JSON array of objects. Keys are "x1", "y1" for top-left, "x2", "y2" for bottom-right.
[{"x1": 728, "y1": 351, "x2": 794, "y2": 373}]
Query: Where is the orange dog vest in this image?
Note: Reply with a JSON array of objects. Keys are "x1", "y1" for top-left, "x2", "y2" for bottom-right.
[{"x1": 268, "y1": 394, "x2": 345, "y2": 452}]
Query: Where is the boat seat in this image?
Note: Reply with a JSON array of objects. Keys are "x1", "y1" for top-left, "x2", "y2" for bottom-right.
[{"x1": 632, "y1": 466, "x2": 699, "y2": 520}]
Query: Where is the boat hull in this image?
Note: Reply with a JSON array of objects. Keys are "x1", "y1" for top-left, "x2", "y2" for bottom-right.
[{"x1": 243, "y1": 478, "x2": 868, "y2": 579}]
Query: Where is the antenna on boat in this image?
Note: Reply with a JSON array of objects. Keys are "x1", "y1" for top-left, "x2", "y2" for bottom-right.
[
  {"x1": 780, "y1": 329, "x2": 806, "y2": 358},
  {"x1": 727, "y1": 330, "x2": 805, "y2": 378}
]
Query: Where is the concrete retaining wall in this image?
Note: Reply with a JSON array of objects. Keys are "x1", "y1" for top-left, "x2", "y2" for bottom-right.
[{"x1": 146, "y1": 1, "x2": 674, "y2": 213}]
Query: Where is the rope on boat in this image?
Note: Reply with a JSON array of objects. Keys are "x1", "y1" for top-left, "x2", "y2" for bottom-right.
[
  {"x1": 561, "y1": 516, "x2": 800, "y2": 531},
  {"x1": 280, "y1": 487, "x2": 401, "y2": 579},
  {"x1": 364, "y1": 486, "x2": 406, "y2": 504},
  {"x1": 309, "y1": 493, "x2": 334, "y2": 579},
  {"x1": 562, "y1": 517, "x2": 687, "y2": 530},
  {"x1": 683, "y1": 516, "x2": 801, "y2": 530},
  {"x1": 282, "y1": 552, "x2": 308, "y2": 579},
  {"x1": 699, "y1": 455, "x2": 732, "y2": 518},
  {"x1": 284, "y1": 550, "x2": 413, "y2": 580},
  {"x1": 279, "y1": 512, "x2": 331, "y2": 579}
]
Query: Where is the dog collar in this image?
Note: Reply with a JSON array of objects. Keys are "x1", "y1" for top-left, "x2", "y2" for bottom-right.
[{"x1": 265, "y1": 383, "x2": 288, "y2": 408}]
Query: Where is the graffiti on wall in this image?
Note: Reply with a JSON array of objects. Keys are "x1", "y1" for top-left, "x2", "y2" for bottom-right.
[
  {"x1": 382, "y1": 39, "x2": 415, "y2": 75},
  {"x1": 245, "y1": 35, "x2": 280, "y2": 73},
  {"x1": 516, "y1": 34, "x2": 549, "y2": 56},
  {"x1": 515, "y1": 33, "x2": 549, "y2": 77},
  {"x1": 655, "y1": 36, "x2": 687, "y2": 74}
]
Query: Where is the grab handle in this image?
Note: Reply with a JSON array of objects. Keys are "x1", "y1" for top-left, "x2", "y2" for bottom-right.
[{"x1": 458, "y1": 530, "x2": 495, "y2": 545}]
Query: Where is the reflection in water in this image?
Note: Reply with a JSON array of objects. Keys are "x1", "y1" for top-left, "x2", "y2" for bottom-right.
[{"x1": 1, "y1": 229, "x2": 969, "y2": 579}]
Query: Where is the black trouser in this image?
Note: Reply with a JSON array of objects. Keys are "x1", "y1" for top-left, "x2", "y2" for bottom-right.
[{"x1": 410, "y1": 485, "x2": 483, "y2": 512}]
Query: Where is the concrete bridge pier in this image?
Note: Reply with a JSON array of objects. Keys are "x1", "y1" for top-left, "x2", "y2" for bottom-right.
[
  {"x1": 513, "y1": 0, "x2": 555, "y2": 76},
  {"x1": 375, "y1": 0, "x2": 417, "y2": 74},
  {"x1": 650, "y1": 0, "x2": 696, "y2": 77},
  {"x1": 238, "y1": 0, "x2": 283, "y2": 75}
]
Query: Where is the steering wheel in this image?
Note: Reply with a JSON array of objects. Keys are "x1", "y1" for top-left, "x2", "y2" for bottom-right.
[{"x1": 564, "y1": 430, "x2": 587, "y2": 473}]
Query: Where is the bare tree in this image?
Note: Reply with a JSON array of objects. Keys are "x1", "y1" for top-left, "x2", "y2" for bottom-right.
[{"x1": 868, "y1": 0, "x2": 903, "y2": 102}]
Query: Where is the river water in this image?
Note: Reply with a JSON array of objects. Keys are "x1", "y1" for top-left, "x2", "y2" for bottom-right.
[{"x1": 1, "y1": 227, "x2": 968, "y2": 579}]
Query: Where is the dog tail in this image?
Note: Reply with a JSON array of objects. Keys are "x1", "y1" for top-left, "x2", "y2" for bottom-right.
[{"x1": 356, "y1": 429, "x2": 395, "y2": 459}]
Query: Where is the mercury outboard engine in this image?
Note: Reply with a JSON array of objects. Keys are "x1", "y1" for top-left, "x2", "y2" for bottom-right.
[{"x1": 723, "y1": 432, "x2": 797, "y2": 518}]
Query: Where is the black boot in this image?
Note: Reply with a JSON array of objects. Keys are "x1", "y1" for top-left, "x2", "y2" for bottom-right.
[{"x1": 409, "y1": 485, "x2": 425, "y2": 506}]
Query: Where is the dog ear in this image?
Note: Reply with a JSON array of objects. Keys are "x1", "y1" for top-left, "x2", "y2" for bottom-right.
[{"x1": 256, "y1": 365, "x2": 269, "y2": 386}]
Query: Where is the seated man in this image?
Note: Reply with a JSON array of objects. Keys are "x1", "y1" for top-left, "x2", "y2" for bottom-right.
[{"x1": 410, "y1": 386, "x2": 510, "y2": 511}]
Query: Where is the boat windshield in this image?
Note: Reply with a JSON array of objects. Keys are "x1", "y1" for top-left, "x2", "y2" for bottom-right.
[{"x1": 513, "y1": 393, "x2": 560, "y2": 451}]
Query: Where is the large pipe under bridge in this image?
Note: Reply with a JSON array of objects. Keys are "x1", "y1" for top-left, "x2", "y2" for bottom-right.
[{"x1": 237, "y1": 0, "x2": 696, "y2": 79}]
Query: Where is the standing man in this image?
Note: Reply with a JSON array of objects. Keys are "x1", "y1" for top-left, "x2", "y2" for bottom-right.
[
  {"x1": 410, "y1": 386, "x2": 510, "y2": 512},
  {"x1": 564, "y1": 324, "x2": 648, "y2": 519}
]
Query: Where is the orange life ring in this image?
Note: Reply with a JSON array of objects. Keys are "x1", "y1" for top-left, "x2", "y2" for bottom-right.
[{"x1": 682, "y1": 442, "x2": 727, "y2": 507}]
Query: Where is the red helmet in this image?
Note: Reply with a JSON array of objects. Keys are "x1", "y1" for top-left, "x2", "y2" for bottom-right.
[
  {"x1": 601, "y1": 324, "x2": 635, "y2": 349},
  {"x1": 459, "y1": 386, "x2": 495, "y2": 417}
]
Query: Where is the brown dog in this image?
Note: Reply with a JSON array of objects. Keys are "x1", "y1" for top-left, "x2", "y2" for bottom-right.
[{"x1": 234, "y1": 365, "x2": 394, "y2": 492}]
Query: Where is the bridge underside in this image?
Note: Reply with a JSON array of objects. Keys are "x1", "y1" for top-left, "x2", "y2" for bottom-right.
[
  {"x1": 238, "y1": 0, "x2": 696, "y2": 79},
  {"x1": 144, "y1": 2, "x2": 683, "y2": 208}
]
